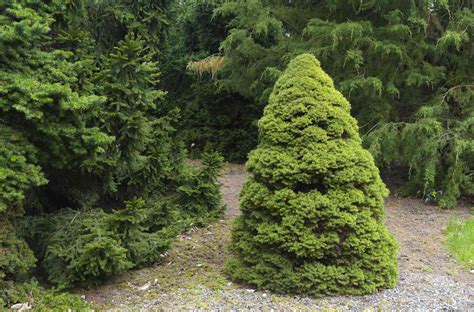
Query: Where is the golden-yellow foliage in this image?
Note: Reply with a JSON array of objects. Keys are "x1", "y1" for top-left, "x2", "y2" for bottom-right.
[{"x1": 187, "y1": 55, "x2": 225, "y2": 78}]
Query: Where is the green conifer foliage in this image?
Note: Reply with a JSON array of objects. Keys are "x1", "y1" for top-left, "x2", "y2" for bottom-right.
[
  {"x1": 94, "y1": 32, "x2": 170, "y2": 195},
  {"x1": 1, "y1": 1, "x2": 225, "y2": 302},
  {"x1": 194, "y1": 0, "x2": 473, "y2": 206},
  {"x1": 226, "y1": 54, "x2": 398, "y2": 296}
]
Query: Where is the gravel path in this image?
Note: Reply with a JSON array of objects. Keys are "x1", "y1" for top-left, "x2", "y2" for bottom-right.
[
  {"x1": 138, "y1": 272, "x2": 472, "y2": 310},
  {"x1": 84, "y1": 164, "x2": 473, "y2": 311}
]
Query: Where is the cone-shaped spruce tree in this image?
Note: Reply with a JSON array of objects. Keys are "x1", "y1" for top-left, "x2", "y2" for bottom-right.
[{"x1": 225, "y1": 54, "x2": 398, "y2": 295}]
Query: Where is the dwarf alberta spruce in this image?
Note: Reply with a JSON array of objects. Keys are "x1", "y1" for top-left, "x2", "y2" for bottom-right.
[{"x1": 225, "y1": 54, "x2": 399, "y2": 296}]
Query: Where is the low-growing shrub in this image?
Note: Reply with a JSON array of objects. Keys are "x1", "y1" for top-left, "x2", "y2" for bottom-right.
[
  {"x1": 1, "y1": 280, "x2": 90, "y2": 311},
  {"x1": 24, "y1": 154, "x2": 225, "y2": 290},
  {"x1": 0, "y1": 218, "x2": 37, "y2": 307},
  {"x1": 26, "y1": 208, "x2": 133, "y2": 289},
  {"x1": 177, "y1": 152, "x2": 226, "y2": 225}
]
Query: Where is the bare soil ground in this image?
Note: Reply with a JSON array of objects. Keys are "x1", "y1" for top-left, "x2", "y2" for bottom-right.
[{"x1": 82, "y1": 164, "x2": 473, "y2": 310}]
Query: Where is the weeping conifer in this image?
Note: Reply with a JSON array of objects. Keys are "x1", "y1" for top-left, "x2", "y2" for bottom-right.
[
  {"x1": 201, "y1": 0, "x2": 473, "y2": 207},
  {"x1": 226, "y1": 54, "x2": 398, "y2": 295}
]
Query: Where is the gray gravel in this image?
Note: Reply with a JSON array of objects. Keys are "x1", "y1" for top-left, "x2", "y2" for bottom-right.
[{"x1": 105, "y1": 272, "x2": 473, "y2": 311}]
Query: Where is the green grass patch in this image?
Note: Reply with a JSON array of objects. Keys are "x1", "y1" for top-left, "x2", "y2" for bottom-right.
[{"x1": 445, "y1": 216, "x2": 474, "y2": 268}]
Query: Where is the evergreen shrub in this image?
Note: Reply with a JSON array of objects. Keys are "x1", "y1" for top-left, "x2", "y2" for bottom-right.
[
  {"x1": 225, "y1": 54, "x2": 399, "y2": 296},
  {"x1": 0, "y1": 1, "x2": 225, "y2": 306},
  {"x1": 177, "y1": 152, "x2": 226, "y2": 225},
  {"x1": 23, "y1": 152, "x2": 225, "y2": 290},
  {"x1": 0, "y1": 280, "x2": 90, "y2": 311}
]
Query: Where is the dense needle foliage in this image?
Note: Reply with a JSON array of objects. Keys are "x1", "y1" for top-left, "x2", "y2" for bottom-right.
[
  {"x1": 1, "y1": 0, "x2": 472, "y2": 308},
  {"x1": 226, "y1": 54, "x2": 398, "y2": 295},
  {"x1": 162, "y1": 0, "x2": 260, "y2": 161},
  {"x1": 0, "y1": 0, "x2": 224, "y2": 308},
  {"x1": 185, "y1": 0, "x2": 473, "y2": 207}
]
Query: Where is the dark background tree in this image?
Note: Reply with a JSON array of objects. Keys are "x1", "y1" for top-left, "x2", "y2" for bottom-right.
[{"x1": 182, "y1": 0, "x2": 473, "y2": 208}]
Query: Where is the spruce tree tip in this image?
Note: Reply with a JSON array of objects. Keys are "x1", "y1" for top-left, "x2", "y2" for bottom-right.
[{"x1": 290, "y1": 53, "x2": 321, "y2": 67}]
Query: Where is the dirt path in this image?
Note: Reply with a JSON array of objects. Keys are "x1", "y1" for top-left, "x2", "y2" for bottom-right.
[
  {"x1": 385, "y1": 196, "x2": 471, "y2": 279},
  {"x1": 83, "y1": 164, "x2": 473, "y2": 310},
  {"x1": 220, "y1": 164, "x2": 248, "y2": 217}
]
